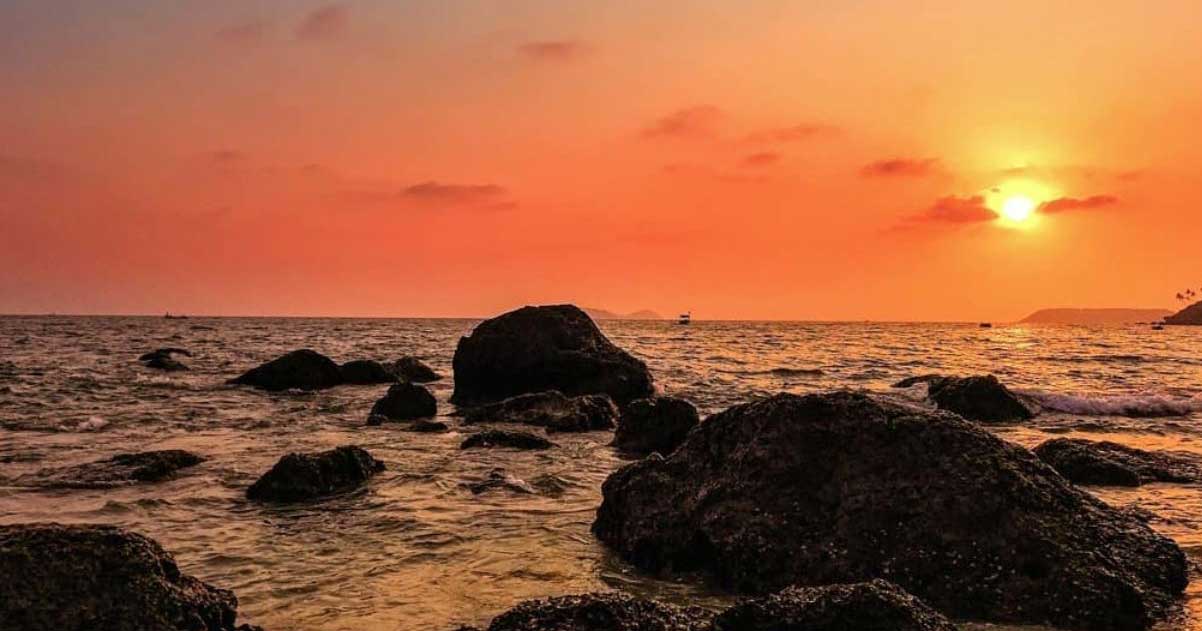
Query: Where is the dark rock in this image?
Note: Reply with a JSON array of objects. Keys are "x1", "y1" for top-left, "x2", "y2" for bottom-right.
[
  {"x1": 613, "y1": 396, "x2": 699, "y2": 455},
  {"x1": 0, "y1": 523, "x2": 261, "y2": 631},
  {"x1": 1164, "y1": 300, "x2": 1202, "y2": 325},
  {"x1": 461, "y1": 430, "x2": 554, "y2": 450},
  {"x1": 365, "y1": 414, "x2": 387, "y2": 427},
  {"x1": 370, "y1": 382, "x2": 437, "y2": 420},
  {"x1": 246, "y1": 445, "x2": 384, "y2": 502},
  {"x1": 593, "y1": 391, "x2": 1188, "y2": 631},
  {"x1": 144, "y1": 354, "x2": 189, "y2": 371},
  {"x1": 339, "y1": 360, "x2": 396, "y2": 385},
  {"x1": 138, "y1": 347, "x2": 192, "y2": 361},
  {"x1": 450, "y1": 304, "x2": 654, "y2": 406},
  {"x1": 1035, "y1": 438, "x2": 1202, "y2": 487},
  {"x1": 29, "y1": 450, "x2": 205, "y2": 489},
  {"x1": 927, "y1": 374, "x2": 1033, "y2": 423},
  {"x1": 392, "y1": 356, "x2": 442, "y2": 383},
  {"x1": 407, "y1": 419, "x2": 449, "y2": 433},
  {"x1": 464, "y1": 468, "x2": 536, "y2": 495},
  {"x1": 228, "y1": 349, "x2": 342, "y2": 392},
  {"x1": 891, "y1": 374, "x2": 945, "y2": 388},
  {"x1": 712, "y1": 580, "x2": 957, "y2": 631},
  {"x1": 463, "y1": 390, "x2": 617, "y2": 433},
  {"x1": 484, "y1": 592, "x2": 711, "y2": 631}
]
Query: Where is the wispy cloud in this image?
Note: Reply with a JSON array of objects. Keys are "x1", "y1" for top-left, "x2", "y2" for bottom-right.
[
  {"x1": 741, "y1": 152, "x2": 780, "y2": 168},
  {"x1": 1039, "y1": 195, "x2": 1118, "y2": 214},
  {"x1": 744, "y1": 123, "x2": 838, "y2": 144},
  {"x1": 518, "y1": 40, "x2": 590, "y2": 62},
  {"x1": 216, "y1": 20, "x2": 270, "y2": 46},
  {"x1": 861, "y1": 158, "x2": 940, "y2": 178},
  {"x1": 344, "y1": 181, "x2": 514, "y2": 211},
  {"x1": 642, "y1": 106, "x2": 724, "y2": 140},
  {"x1": 915, "y1": 195, "x2": 997, "y2": 224},
  {"x1": 296, "y1": 4, "x2": 349, "y2": 42}
]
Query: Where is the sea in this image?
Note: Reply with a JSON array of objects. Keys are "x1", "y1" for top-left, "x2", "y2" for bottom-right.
[{"x1": 1, "y1": 316, "x2": 1200, "y2": 630}]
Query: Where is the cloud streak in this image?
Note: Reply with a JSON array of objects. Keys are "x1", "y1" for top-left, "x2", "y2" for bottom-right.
[
  {"x1": 744, "y1": 123, "x2": 838, "y2": 143},
  {"x1": 518, "y1": 40, "x2": 589, "y2": 62},
  {"x1": 915, "y1": 195, "x2": 997, "y2": 224},
  {"x1": 1039, "y1": 195, "x2": 1118, "y2": 214},
  {"x1": 642, "y1": 106, "x2": 724, "y2": 140},
  {"x1": 861, "y1": 158, "x2": 939, "y2": 178}
]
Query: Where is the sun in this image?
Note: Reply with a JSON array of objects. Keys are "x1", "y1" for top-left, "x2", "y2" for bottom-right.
[{"x1": 1000, "y1": 195, "x2": 1036, "y2": 222}]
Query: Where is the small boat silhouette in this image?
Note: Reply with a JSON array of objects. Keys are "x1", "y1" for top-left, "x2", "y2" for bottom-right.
[
  {"x1": 979, "y1": 322, "x2": 993, "y2": 328},
  {"x1": 1152, "y1": 323, "x2": 1165, "y2": 330},
  {"x1": 678, "y1": 312, "x2": 691, "y2": 325},
  {"x1": 164, "y1": 313, "x2": 188, "y2": 320}
]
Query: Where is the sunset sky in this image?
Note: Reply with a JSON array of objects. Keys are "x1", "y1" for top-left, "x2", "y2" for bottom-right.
[{"x1": 2, "y1": 1, "x2": 1201, "y2": 320}]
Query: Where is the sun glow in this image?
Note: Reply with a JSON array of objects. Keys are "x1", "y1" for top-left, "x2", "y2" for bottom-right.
[{"x1": 1001, "y1": 195, "x2": 1036, "y2": 222}]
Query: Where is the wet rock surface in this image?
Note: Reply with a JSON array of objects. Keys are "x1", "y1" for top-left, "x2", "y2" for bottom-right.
[
  {"x1": 406, "y1": 419, "x2": 450, "y2": 433},
  {"x1": 26, "y1": 450, "x2": 205, "y2": 489},
  {"x1": 370, "y1": 382, "x2": 437, "y2": 420},
  {"x1": 712, "y1": 579, "x2": 958, "y2": 631},
  {"x1": 140, "y1": 348, "x2": 192, "y2": 371},
  {"x1": 613, "y1": 396, "x2": 699, "y2": 455},
  {"x1": 392, "y1": 356, "x2": 442, "y2": 383},
  {"x1": 0, "y1": 523, "x2": 261, "y2": 631},
  {"x1": 450, "y1": 304, "x2": 654, "y2": 406},
  {"x1": 228, "y1": 349, "x2": 343, "y2": 392},
  {"x1": 461, "y1": 429, "x2": 554, "y2": 450},
  {"x1": 482, "y1": 592, "x2": 712, "y2": 631},
  {"x1": 592, "y1": 391, "x2": 1188, "y2": 631},
  {"x1": 1035, "y1": 438, "x2": 1202, "y2": 487},
  {"x1": 926, "y1": 374, "x2": 1033, "y2": 423},
  {"x1": 462, "y1": 390, "x2": 617, "y2": 433},
  {"x1": 339, "y1": 360, "x2": 396, "y2": 385},
  {"x1": 246, "y1": 445, "x2": 384, "y2": 502}
]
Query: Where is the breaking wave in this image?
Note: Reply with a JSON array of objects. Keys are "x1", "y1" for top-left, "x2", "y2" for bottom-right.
[{"x1": 1020, "y1": 390, "x2": 1202, "y2": 418}]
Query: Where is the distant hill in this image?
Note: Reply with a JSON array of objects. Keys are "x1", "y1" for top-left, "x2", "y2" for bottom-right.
[
  {"x1": 584, "y1": 307, "x2": 663, "y2": 320},
  {"x1": 1165, "y1": 301, "x2": 1202, "y2": 325},
  {"x1": 1020, "y1": 308, "x2": 1172, "y2": 325}
]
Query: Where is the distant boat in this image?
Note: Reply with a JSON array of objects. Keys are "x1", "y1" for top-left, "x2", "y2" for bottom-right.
[
  {"x1": 979, "y1": 322, "x2": 993, "y2": 328},
  {"x1": 1152, "y1": 323, "x2": 1165, "y2": 330},
  {"x1": 678, "y1": 312, "x2": 691, "y2": 325},
  {"x1": 164, "y1": 313, "x2": 188, "y2": 320}
]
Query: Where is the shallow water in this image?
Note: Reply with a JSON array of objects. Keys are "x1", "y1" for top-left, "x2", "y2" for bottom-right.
[{"x1": 0, "y1": 316, "x2": 1200, "y2": 630}]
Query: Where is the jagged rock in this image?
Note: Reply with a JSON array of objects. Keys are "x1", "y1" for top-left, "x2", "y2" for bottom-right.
[
  {"x1": 392, "y1": 356, "x2": 442, "y2": 383},
  {"x1": 0, "y1": 523, "x2": 262, "y2": 631},
  {"x1": 712, "y1": 580, "x2": 957, "y2": 631},
  {"x1": 613, "y1": 397, "x2": 699, "y2": 455},
  {"x1": 483, "y1": 592, "x2": 712, "y2": 631},
  {"x1": 246, "y1": 445, "x2": 384, "y2": 502},
  {"x1": 462, "y1": 391, "x2": 617, "y2": 433},
  {"x1": 593, "y1": 391, "x2": 1188, "y2": 631},
  {"x1": 407, "y1": 419, "x2": 450, "y2": 433},
  {"x1": 1034, "y1": 438, "x2": 1202, "y2": 487},
  {"x1": 228, "y1": 349, "x2": 342, "y2": 392},
  {"x1": 461, "y1": 430, "x2": 554, "y2": 450},
  {"x1": 370, "y1": 382, "x2": 437, "y2": 420},
  {"x1": 450, "y1": 305, "x2": 654, "y2": 406},
  {"x1": 926, "y1": 375, "x2": 1033, "y2": 423},
  {"x1": 28, "y1": 450, "x2": 205, "y2": 489},
  {"x1": 339, "y1": 360, "x2": 396, "y2": 385}
]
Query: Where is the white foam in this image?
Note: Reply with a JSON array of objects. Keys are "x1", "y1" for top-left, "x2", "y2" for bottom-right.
[
  {"x1": 1019, "y1": 389, "x2": 1202, "y2": 418},
  {"x1": 68, "y1": 416, "x2": 109, "y2": 432}
]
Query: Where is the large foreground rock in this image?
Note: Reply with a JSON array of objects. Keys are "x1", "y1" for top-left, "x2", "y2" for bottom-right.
[
  {"x1": 1035, "y1": 438, "x2": 1202, "y2": 487},
  {"x1": 370, "y1": 382, "x2": 437, "y2": 420},
  {"x1": 462, "y1": 390, "x2": 617, "y2": 433},
  {"x1": 482, "y1": 592, "x2": 711, "y2": 631},
  {"x1": 593, "y1": 391, "x2": 1188, "y2": 631},
  {"x1": 927, "y1": 375, "x2": 1033, "y2": 423},
  {"x1": 613, "y1": 396, "x2": 699, "y2": 455},
  {"x1": 393, "y1": 356, "x2": 442, "y2": 383},
  {"x1": 0, "y1": 523, "x2": 261, "y2": 631},
  {"x1": 451, "y1": 305, "x2": 654, "y2": 406},
  {"x1": 29, "y1": 450, "x2": 205, "y2": 489},
  {"x1": 228, "y1": 349, "x2": 342, "y2": 391},
  {"x1": 247, "y1": 445, "x2": 383, "y2": 502},
  {"x1": 339, "y1": 360, "x2": 396, "y2": 385},
  {"x1": 713, "y1": 579, "x2": 957, "y2": 631}
]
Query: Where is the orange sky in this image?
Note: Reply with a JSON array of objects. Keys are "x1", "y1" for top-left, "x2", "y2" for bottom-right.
[{"x1": 2, "y1": 1, "x2": 1201, "y2": 320}]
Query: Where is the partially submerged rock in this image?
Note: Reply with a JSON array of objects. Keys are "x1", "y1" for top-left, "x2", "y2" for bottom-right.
[
  {"x1": 463, "y1": 468, "x2": 536, "y2": 495},
  {"x1": 461, "y1": 429, "x2": 554, "y2": 450},
  {"x1": 339, "y1": 359, "x2": 396, "y2": 385},
  {"x1": 370, "y1": 382, "x2": 437, "y2": 420},
  {"x1": 407, "y1": 419, "x2": 450, "y2": 433},
  {"x1": 246, "y1": 445, "x2": 384, "y2": 502},
  {"x1": 138, "y1": 347, "x2": 193, "y2": 361},
  {"x1": 463, "y1": 391, "x2": 617, "y2": 433},
  {"x1": 139, "y1": 348, "x2": 191, "y2": 372},
  {"x1": 228, "y1": 349, "x2": 342, "y2": 392},
  {"x1": 0, "y1": 523, "x2": 261, "y2": 631},
  {"x1": 29, "y1": 450, "x2": 205, "y2": 489},
  {"x1": 484, "y1": 592, "x2": 711, "y2": 631},
  {"x1": 593, "y1": 391, "x2": 1188, "y2": 631},
  {"x1": 927, "y1": 374, "x2": 1033, "y2": 423},
  {"x1": 451, "y1": 304, "x2": 654, "y2": 406},
  {"x1": 1035, "y1": 438, "x2": 1202, "y2": 487},
  {"x1": 393, "y1": 356, "x2": 442, "y2": 383},
  {"x1": 712, "y1": 580, "x2": 957, "y2": 631},
  {"x1": 891, "y1": 374, "x2": 945, "y2": 388},
  {"x1": 613, "y1": 396, "x2": 699, "y2": 455}
]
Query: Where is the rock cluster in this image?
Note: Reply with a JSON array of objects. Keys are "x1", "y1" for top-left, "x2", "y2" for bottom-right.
[
  {"x1": 593, "y1": 391, "x2": 1187, "y2": 631},
  {"x1": 451, "y1": 305, "x2": 654, "y2": 406},
  {"x1": 29, "y1": 450, "x2": 205, "y2": 489},
  {"x1": 228, "y1": 349, "x2": 343, "y2": 392},
  {"x1": 462, "y1": 390, "x2": 617, "y2": 433}
]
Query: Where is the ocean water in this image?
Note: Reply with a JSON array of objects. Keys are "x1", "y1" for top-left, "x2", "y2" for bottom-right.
[{"x1": 1, "y1": 316, "x2": 1200, "y2": 631}]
